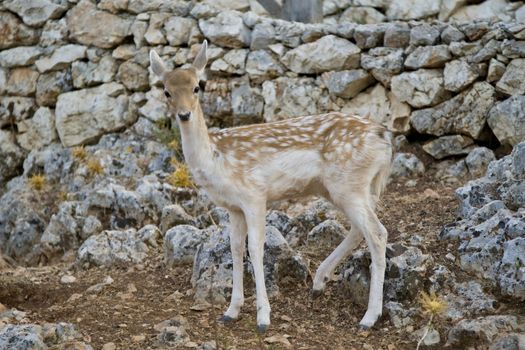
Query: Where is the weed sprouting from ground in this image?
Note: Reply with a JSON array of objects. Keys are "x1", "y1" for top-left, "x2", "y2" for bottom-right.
[
  {"x1": 416, "y1": 291, "x2": 447, "y2": 350},
  {"x1": 168, "y1": 159, "x2": 194, "y2": 188},
  {"x1": 86, "y1": 158, "x2": 104, "y2": 176},
  {"x1": 28, "y1": 174, "x2": 46, "y2": 192},
  {"x1": 71, "y1": 146, "x2": 88, "y2": 161}
]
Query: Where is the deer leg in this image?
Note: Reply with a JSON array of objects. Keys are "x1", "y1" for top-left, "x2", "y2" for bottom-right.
[
  {"x1": 343, "y1": 201, "x2": 387, "y2": 329},
  {"x1": 244, "y1": 204, "x2": 271, "y2": 333},
  {"x1": 312, "y1": 225, "x2": 363, "y2": 296},
  {"x1": 222, "y1": 209, "x2": 247, "y2": 322}
]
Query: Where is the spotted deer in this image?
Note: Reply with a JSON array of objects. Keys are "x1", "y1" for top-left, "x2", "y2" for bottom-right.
[{"x1": 150, "y1": 40, "x2": 393, "y2": 332}]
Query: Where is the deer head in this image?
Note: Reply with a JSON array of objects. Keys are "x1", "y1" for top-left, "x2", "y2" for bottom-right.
[{"x1": 149, "y1": 40, "x2": 208, "y2": 124}]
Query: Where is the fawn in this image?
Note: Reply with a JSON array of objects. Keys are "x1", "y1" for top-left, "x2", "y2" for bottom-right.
[{"x1": 150, "y1": 40, "x2": 393, "y2": 332}]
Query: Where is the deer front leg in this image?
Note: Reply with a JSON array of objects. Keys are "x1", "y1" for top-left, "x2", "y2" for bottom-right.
[
  {"x1": 222, "y1": 209, "x2": 247, "y2": 322},
  {"x1": 244, "y1": 203, "x2": 271, "y2": 333}
]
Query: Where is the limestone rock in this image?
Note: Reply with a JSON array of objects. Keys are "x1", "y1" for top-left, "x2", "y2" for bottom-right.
[
  {"x1": 441, "y1": 24, "x2": 466, "y2": 44},
  {"x1": 0, "y1": 130, "x2": 26, "y2": 185},
  {"x1": 322, "y1": 69, "x2": 375, "y2": 98},
  {"x1": 0, "y1": 11, "x2": 39, "y2": 49},
  {"x1": 210, "y1": 49, "x2": 248, "y2": 75},
  {"x1": 306, "y1": 220, "x2": 345, "y2": 247},
  {"x1": 360, "y1": 47, "x2": 404, "y2": 87},
  {"x1": 410, "y1": 82, "x2": 495, "y2": 139},
  {"x1": 6, "y1": 68, "x2": 39, "y2": 97},
  {"x1": 391, "y1": 153, "x2": 425, "y2": 178},
  {"x1": 144, "y1": 13, "x2": 168, "y2": 45},
  {"x1": 281, "y1": 35, "x2": 361, "y2": 74},
  {"x1": 450, "y1": 0, "x2": 511, "y2": 21},
  {"x1": 0, "y1": 69, "x2": 6, "y2": 95},
  {"x1": 55, "y1": 83, "x2": 137, "y2": 147},
  {"x1": 496, "y1": 59, "x2": 525, "y2": 96},
  {"x1": 67, "y1": 0, "x2": 131, "y2": 49},
  {"x1": 384, "y1": 23, "x2": 410, "y2": 48},
  {"x1": 423, "y1": 135, "x2": 475, "y2": 159},
  {"x1": 250, "y1": 22, "x2": 276, "y2": 50},
  {"x1": 164, "y1": 225, "x2": 210, "y2": 266},
  {"x1": 118, "y1": 60, "x2": 149, "y2": 91},
  {"x1": 446, "y1": 315, "x2": 523, "y2": 347},
  {"x1": 340, "y1": 6, "x2": 385, "y2": 24},
  {"x1": 199, "y1": 10, "x2": 251, "y2": 48},
  {"x1": 387, "y1": 0, "x2": 440, "y2": 20},
  {"x1": 72, "y1": 56, "x2": 118, "y2": 88},
  {"x1": 488, "y1": 95, "x2": 525, "y2": 146},
  {"x1": 353, "y1": 24, "x2": 386, "y2": 49},
  {"x1": 231, "y1": 83, "x2": 264, "y2": 124},
  {"x1": 487, "y1": 58, "x2": 506, "y2": 83},
  {"x1": 35, "y1": 44, "x2": 87, "y2": 73},
  {"x1": 40, "y1": 18, "x2": 68, "y2": 47},
  {"x1": 0, "y1": 46, "x2": 44, "y2": 68},
  {"x1": 501, "y1": 40, "x2": 525, "y2": 59},
  {"x1": 465, "y1": 147, "x2": 496, "y2": 177},
  {"x1": 127, "y1": 0, "x2": 191, "y2": 14},
  {"x1": 245, "y1": 50, "x2": 285, "y2": 82},
  {"x1": 343, "y1": 84, "x2": 411, "y2": 133},
  {"x1": 391, "y1": 69, "x2": 450, "y2": 108},
  {"x1": 405, "y1": 45, "x2": 451, "y2": 69},
  {"x1": 410, "y1": 24, "x2": 440, "y2": 46},
  {"x1": 444, "y1": 59, "x2": 479, "y2": 92},
  {"x1": 160, "y1": 205, "x2": 194, "y2": 233},
  {"x1": 77, "y1": 228, "x2": 151, "y2": 268},
  {"x1": 165, "y1": 16, "x2": 199, "y2": 46},
  {"x1": 16, "y1": 107, "x2": 58, "y2": 150},
  {"x1": 4, "y1": 0, "x2": 67, "y2": 27},
  {"x1": 36, "y1": 70, "x2": 73, "y2": 107}
]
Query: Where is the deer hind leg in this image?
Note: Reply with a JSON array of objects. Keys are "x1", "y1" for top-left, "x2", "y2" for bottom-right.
[
  {"x1": 328, "y1": 184, "x2": 387, "y2": 329},
  {"x1": 222, "y1": 209, "x2": 247, "y2": 322},
  {"x1": 243, "y1": 202, "x2": 271, "y2": 333},
  {"x1": 312, "y1": 225, "x2": 363, "y2": 296}
]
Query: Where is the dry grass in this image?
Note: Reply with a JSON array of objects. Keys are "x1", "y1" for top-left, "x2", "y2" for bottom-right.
[
  {"x1": 28, "y1": 174, "x2": 47, "y2": 192},
  {"x1": 71, "y1": 146, "x2": 88, "y2": 161},
  {"x1": 419, "y1": 291, "x2": 447, "y2": 316},
  {"x1": 167, "y1": 159, "x2": 193, "y2": 188},
  {"x1": 86, "y1": 158, "x2": 104, "y2": 176}
]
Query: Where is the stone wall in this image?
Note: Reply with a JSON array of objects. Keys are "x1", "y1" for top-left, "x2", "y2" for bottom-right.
[{"x1": 1, "y1": 0, "x2": 525, "y2": 186}]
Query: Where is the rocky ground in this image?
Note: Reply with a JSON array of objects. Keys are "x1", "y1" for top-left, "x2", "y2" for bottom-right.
[{"x1": 1, "y1": 163, "x2": 524, "y2": 349}]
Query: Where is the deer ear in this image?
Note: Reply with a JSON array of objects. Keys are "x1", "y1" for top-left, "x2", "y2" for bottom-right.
[
  {"x1": 150, "y1": 50, "x2": 167, "y2": 79},
  {"x1": 192, "y1": 40, "x2": 208, "y2": 77}
]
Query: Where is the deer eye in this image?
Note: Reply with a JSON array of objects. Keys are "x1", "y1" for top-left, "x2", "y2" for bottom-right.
[
  {"x1": 164, "y1": 90, "x2": 171, "y2": 98},
  {"x1": 193, "y1": 86, "x2": 200, "y2": 94}
]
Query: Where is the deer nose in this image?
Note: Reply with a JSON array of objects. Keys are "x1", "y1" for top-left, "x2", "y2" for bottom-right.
[{"x1": 178, "y1": 111, "x2": 191, "y2": 121}]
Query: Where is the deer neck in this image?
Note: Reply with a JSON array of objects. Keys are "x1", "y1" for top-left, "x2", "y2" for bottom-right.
[{"x1": 179, "y1": 104, "x2": 213, "y2": 171}]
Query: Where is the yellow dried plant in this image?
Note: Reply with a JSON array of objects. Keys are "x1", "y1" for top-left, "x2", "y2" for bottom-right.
[
  {"x1": 86, "y1": 158, "x2": 104, "y2": 176},
  {"x1": 419, "y1": 291, "x2": 447, "y2": 316},
  {"x1": 29, "y1": 174, "x2": 46, "y2": 192},
  {"x1": 71, "y1": 146, "x2": 88, "y2": 161},
  {"x1": 168, "y1": 161, "x2": 193, "y2": 188}
]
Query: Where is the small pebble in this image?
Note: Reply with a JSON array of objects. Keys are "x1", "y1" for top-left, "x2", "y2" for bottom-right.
[
  {"x1": 60, "y1": 275, "x2": 76, "y2": 284},
  {"x1": 102, "y1": 343, "x2": 116, "y2": 350}
]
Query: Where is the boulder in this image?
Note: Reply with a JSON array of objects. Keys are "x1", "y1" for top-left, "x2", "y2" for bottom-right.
[
  {"x1": 36, "y1": 69, "x2": 73, "y2": 107},
  {"x1": 6, "y1": 68, "x2": 39, "y2": 97},
  {"x1": 441, "y1": 25, "x2": 466, "y2": 44},
  {"x1": 409, "y1": 24, "x2": 440, "y2": 46},
  {"x1": 496, "y1": 59, "x2": 525, "y2": 96},
  {"x1": 3, "y1": 0, "x2": 66, "y2": 27},
  {"x1": 0, "y1": 11, "x2": 39, "y2": 49},
  {"x1": 322, "y1": 69, "x2": 375, "y2": 98},
  {"x1": 487, "y1": 58, "x2": 506, "y2": 83},
  {"x1": 423, "y1": 135, "x2": 475, "y2": 159},
  {"x1": 250, "y1": 22, "x2": 276, "y2": 50},
  {"x1": 0, "y1": 323, "x2": 89, "y2": 350},
  {"x1": 164, "y1": 225, "x2": 210, "y2": 265},
  {"x1": 386, "y1": 0, "x2": 440, "y2": 20},
  {"x1": 231, "y1": 83, "x2": 264, "y2": 124},
  {"x1": 360, "y1": 47, "x2": 404, "y2": 87},
  {"x1": 0, "y1": 46, "x2": 44, "y2": 68},
  {"x1": 55, "y1": 83, "x2": 137, "y2": 147},
  {"x1": 72, "y1": 56, "x2": 118, "y2": 88},
  {"x1": 410, "y1": 82, "x2": 495, "y2": 139},
  {"x1": 35, "y1": 44, "x2": 87, "y2": 73},
  {"x1": 384, "y1": 23, "x2": 410, "y2": 48},
  {"x1": 391, "y1": 153, "x2": 425, "y2": 178},
  {"x1": 160, "y1": 204, "x2": 195, "y2": 233},
  {"x1": 488, "y1": 95, "x2": 525, "y2": 146},
  {"x1": 281, "y1": 35, "x2": 361, "y2": 74},
  {"x1": 67, "y1": 0, "x2": 131, "y2": 49},
  {"x1": 40, "y1": 18, "x2": 68, "y2": 47},
  {"x1": 144, "y1": 13, "x2": 169, "y2": 45},
  {"x1": 405, "y1": 45, "x2": 451, "y2": 69},
  {"x1": 306, "y1": 220, "x2": 345, "y2": 247},
  {"x1": 210, "y1": 49, "x2": 248, "y2": 75},
  {"x1": 465, "y1": 147, "x2": 496, "y2": 178},
  {"x1": 443, "y1": 59, "x2": 479, "y2": 92},
  {"x1": 391, "y1": 69, "x2": 450, "y2": 108},
  {"x1": 16, "y1": 107, "x2": 58, "y2": 151},
  {"x1": 245, "y1": 50, "x2": 285, "y2": 83},
  {"x1": 199, "y1": 10, "x2": 251, "y2": 48},
  {"x1": 450, "y1": 0, "x2": 511, "y2": 21},
  {"x1": 446, "y1": 315, "x2": 523, "y2": 347},
  {"x1": 353, "y1": 24, "x2": 386, "y2": 49},
  {"x1": 339, "y1": 6, "x2": 385, "y2": 24},
  {"x1": 164, "y1": 16, "x2": 199, "y2": 46},
  {"x1": 117, "y1": 60, "x2": 149, "y2": 91},
  {"x1": 77, "y1": 227, "x2": 153, "y2": 268}
]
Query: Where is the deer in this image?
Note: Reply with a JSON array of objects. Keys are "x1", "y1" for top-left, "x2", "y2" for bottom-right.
[{"x1": 150, "y1": 40, "x2": 393, "y2": 332}]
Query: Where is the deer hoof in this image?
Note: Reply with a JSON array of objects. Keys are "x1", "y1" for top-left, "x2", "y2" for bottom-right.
[
  {"x1": 256, "y1": 323, "x2": 269, "y2": 333},
  {"x1": 219, "y1": 315, "x2": 236, "y2": 324},
  {"x1": 310, "y1": 289, "x2": 323, "y2": 299}
]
